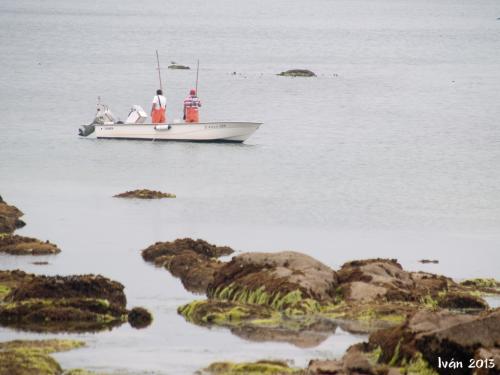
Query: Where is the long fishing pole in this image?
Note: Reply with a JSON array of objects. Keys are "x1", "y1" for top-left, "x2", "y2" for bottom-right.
[
  {"x1": 156, "y1": 50, "x2": 163, "y2": 91},
  {"x1": 195, "y1": 59, "x2": 200, "y2": 94}
]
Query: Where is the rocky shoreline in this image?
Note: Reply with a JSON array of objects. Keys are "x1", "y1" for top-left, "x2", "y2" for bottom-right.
[
  {"x1": 142, "y1": 238, "x2": 499, "y2": 375},
  {"x1": 1, "y1": 194, "x2": 498, "y2": 374}
]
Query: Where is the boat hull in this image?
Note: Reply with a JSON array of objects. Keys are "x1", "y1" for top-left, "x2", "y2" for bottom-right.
[{"x1": 92, "y1": 122, "x2": 261, "y2": 143}]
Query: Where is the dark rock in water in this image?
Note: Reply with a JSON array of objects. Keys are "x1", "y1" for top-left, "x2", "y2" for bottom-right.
[
  {"x1": 436, "y1": 292, "x2": 488, "y2": 310},
  {"x1": 419, "y1": 259, "x2": 439, "y2": 264},
  {"x1": 32, "y1": 261, "x2": 49, "y2": 266},
  {"x1": 128, "y1": 307, "x2": 153, "y2": 329},
  {"x1": 0, "y1": 234, "x2": 60, "y2": 255},
  {"x1": 278, "y1": 69, "x2": 316, "y2": 77},
  {"x1": 142, "y1": 238, "x2": 234, "y2": 293},
  {"x1": 168, "y1": 64, "x2": 190, "y2": 70},
  {"x1": 114, "y1": 189, "x2": 176, "y2": 199},
  {"x1": 0, "y1": 196, "x2": 25, "y2": 234},
  {"x1": 0, "y1": 197, "x2": 61, "y2": 256},
  {"x1": 142, "y1": 238, "x2": 233, "y2": 261},
  {"x1": 0, "y1": 270, "x2": 148, "y2": 333}
]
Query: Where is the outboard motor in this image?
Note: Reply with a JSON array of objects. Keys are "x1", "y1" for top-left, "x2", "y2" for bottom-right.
[
  {"x1": 78, "y1": 124, "x2": 95, "y2": 137},
  {"x1": 78, "y1": 98, "x2": 118, "y2": 137}
]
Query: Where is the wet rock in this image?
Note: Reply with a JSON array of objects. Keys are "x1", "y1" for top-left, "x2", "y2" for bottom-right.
[
  {"x1": 369, "y1": 309, "x2": 475, "y2": 365},
  {"x1": 277, "y1": 69, "x2": 316, "y2": 77},
  {"x1": 0, "y1": 196, "x2": 25, "y2": 234},
  {"x1": 0, "y1": 234, "x2": 60, "y2": 255},
  {"x1": 168, "y1": 64, "x2": 190, "y2": 70},
  {"x1": 369, "y1": 308, "x2": 500, "y2": 375},
  {"x1": 32, "y1": 261, "x2": 49, "y2": 265},
  {"x1": 0, "y1": 339, "x2": 84, "y2": 375},
  {"x1": 114, "y1": 189, "x2": 176, "y2": 199},
  {"x1": 143, "y1": 238, "x2": 234, "y2": 262},
  {"x1": 209, "y1": 251, "x2": 339, "y2": 312},
  {"x1": 200, "y1": 360, "x2": 302, "y2": 374},
  {"x1": 0, "y1": 270, "x2": 148, "y2": 333},
  {"x1": 436, "y1": 292, "x2": 488, "y2": 310},
  {"x1": 416, "y1": 309, "x2": 500, "y2": 375},
  {"x1": 142, "y1": 238, "x2": 234, "y2": 293},
  {"x1": 337, "y1": 259, "x2": 478, "y2": 307},
  {"x1": 127, "y1": 307, "x2": 153, "y2": 329}
]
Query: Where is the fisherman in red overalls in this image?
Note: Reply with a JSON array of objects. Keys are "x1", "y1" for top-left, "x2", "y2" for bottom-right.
[
  {"x1": 151, "y1": 89, "x2": 167, "y2": 124},
  {"x1": 183, "y1": 89, "x2": 202, "y2": 123}
]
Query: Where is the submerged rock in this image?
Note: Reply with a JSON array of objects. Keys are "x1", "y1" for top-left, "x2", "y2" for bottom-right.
[
  {"x1": 0, "y1": 234, "x2": 60, "y2": 255},
  {"x1": 0, "y1": 339, "x2": 84, "y2": 375},
  {"x1": 0, "y1": 270, "x2": 152, "y2": 332},
  {"x1": 0, "y1": 196, "x2": 25, "y2": 234},
  {"x1": 114, "y1": 189, "x2": 176, "y2": 199},
  {"x1": 277, "y1": 69, "x2": 316, "y2": 77},
  {"x1": 201, "y1": 360, "x2": 302, "y2": 374}
]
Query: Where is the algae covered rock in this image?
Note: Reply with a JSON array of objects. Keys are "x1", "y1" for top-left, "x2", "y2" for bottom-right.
[
  {"x1": 209, "y1": 251, "x2": 339, "y2": 312},
  {"x1": 277, "y1": 69, "x2": 316, "y2": 77},
  {"x1": 0, "y1": 196, "x2": 61, "y2": 256},
  {"x1": 460, "y1": 278, "x2": 500, "y2": 294},
  {"x1": 114, "y1": 189, "x2": 176, "y2": 199},
  {"x1": 0, "y1": 234, "x2": 60, "y2": 255},
  {"x1": 0, "y1": 339, "x2": 84, "y2": 375},
  {"x1": 0, "y1": 270, "x2": 151, "y2": 333},
  {"x1": 0, "y1": 195, "x2": 25, "y2": 234},
  {"x1": 201, "y1": 360, "x2": 302, "y2": 374},
  {"x1": 368, "y1": 309, "x2": 500, "y2": 375}
]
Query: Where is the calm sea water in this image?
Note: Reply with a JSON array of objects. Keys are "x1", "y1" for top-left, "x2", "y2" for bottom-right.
[{"x1": 1, "y1": 0, "x2": 499, "y2": 373}]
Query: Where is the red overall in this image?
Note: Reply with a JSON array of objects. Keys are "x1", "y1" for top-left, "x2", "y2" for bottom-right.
[{"x1": 184, "y1": 95, "x2": 201, "y2": 123}]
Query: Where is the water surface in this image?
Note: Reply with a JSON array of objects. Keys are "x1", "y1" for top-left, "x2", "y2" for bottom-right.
[{"x1": 1, "y1": 0, "x2": 499, "y2": 373}]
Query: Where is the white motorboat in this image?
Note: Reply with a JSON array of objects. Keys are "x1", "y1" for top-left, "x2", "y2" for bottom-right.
[
  {"x1": 79, "y1": 102, "x2": 262, "y2": 143},
  {"x1": 92, "y1": 122, "x2": 262, "y2": 143}
]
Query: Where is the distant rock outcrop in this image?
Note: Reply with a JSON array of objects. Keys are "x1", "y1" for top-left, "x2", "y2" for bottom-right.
[
  {"x1": 278, "y1": 69, "x2": 316, "y2": 77},
  {"x1": 114, "y1": 189, "x2": 176, "y2": 199}
]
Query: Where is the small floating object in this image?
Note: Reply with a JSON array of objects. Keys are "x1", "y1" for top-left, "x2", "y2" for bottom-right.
[
  {"x1": 168, "y1": 63, "x2": 190, "y2": 70},
  {"x1": 114, "y1": 189, "x2": 176, "y2": 199},
  {"x1": 419, "y1": 259, "x2": 439, "y2": 264},
  {"x1": 278, "y1": 69, "x2": 316, "y2": 77}
]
